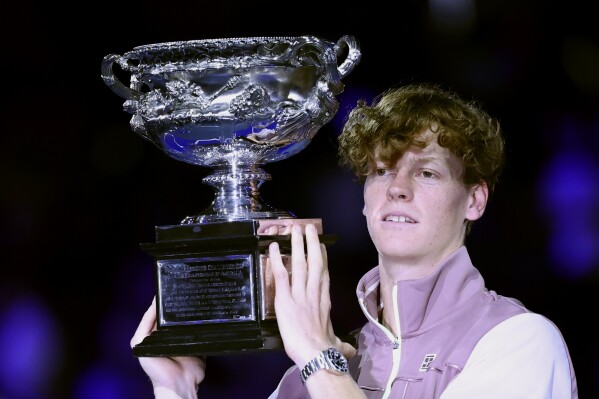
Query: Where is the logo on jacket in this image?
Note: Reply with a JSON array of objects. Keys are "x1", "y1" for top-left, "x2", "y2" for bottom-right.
[{"x1": 419, "y1": 354, "x2": 437, "y2": 371}]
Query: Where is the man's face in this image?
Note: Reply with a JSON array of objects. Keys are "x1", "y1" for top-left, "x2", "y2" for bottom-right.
[{"x1": 362, "y1": 133, "x2": 487, "y2": 269}]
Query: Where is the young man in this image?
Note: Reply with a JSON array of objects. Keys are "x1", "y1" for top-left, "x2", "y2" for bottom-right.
[{"x1": 132, "y1": 83, "x2": 578, "y2": 398}]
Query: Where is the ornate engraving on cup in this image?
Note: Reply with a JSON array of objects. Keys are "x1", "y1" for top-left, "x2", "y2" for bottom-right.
[{"x1": 101, "y1": 35, "x2": 361, "y2": 223}]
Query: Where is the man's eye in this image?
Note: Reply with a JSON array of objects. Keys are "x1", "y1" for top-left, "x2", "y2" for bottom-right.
[
  {"x1": 375, "y1": 168, "x2": 387, "y2": 176},
  {"x1": 421, "y1": 170, "x2": 436, "y2": 179}
]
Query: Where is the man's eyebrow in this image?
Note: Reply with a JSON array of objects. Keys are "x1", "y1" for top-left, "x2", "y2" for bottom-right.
[
  {"x1": 408, "y1": 156, "x2": 445, "y2": 165},
  {"x1": 373, "y1": 155, "x2": 445, "y2": 165}
]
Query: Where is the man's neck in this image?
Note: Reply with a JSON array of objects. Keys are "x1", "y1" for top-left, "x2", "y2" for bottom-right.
[
  {"x1": 376, "y1": 250, "x2": 459, "y2": 337},
  {"x1": 378, "y1": 258, "x2": 436, "y2": 283}
]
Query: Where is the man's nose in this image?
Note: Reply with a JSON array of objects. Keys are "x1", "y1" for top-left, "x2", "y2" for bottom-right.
[{"x1": 386, "y1": 174, "x2": 413, "y2": 200}]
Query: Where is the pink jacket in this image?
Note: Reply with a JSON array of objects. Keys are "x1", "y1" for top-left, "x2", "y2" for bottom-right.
[{"x1": 269, "y1": 246, "x2": 578, "y2": 398}]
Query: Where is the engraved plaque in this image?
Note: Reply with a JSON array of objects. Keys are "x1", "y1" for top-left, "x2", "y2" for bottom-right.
[{"x1": 158, "y1": 255, "x2": 255, "y2": 326}]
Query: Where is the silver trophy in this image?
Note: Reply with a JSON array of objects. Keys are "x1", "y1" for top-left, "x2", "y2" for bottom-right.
[{"x1": 101, "y1": 35, "x2": 360, "y2": 356}]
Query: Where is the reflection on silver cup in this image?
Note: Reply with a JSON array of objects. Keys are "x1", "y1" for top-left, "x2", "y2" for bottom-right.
[{"x1": 101, "y1": 35, "x2": 361, "y2": 223}]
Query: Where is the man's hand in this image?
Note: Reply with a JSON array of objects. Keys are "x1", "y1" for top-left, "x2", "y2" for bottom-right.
[
  {"x1": 268, "y1": 223, "x2": 356, "y2": 367},
  {"x1": 131, "y1": 297, "x2": 206, "y2": 399}
]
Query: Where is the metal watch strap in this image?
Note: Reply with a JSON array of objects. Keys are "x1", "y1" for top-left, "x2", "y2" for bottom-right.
[{"x1": 299, "y1": 347, "x2": 349, "y2": 384}]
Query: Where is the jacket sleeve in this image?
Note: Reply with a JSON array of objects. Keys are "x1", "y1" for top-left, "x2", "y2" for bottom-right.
[{"x1": 440, "y1": 313, "x2": 577, "y2": 399}]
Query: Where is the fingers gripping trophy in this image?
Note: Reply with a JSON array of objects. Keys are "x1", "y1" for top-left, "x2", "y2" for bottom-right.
[{"x1": 101, "y1": 35, "x2": 361, "y2": 356}]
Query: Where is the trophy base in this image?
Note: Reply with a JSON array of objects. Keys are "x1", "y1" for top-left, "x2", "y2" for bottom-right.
[
  {"x1": 135, "y1": 218, "x2": 336, "y2": 357},
  {"x1": 132, "y1": 320, "x2": 283, "y2": 357}
]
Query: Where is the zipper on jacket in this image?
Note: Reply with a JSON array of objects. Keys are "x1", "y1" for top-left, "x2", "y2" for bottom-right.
[
  {"x1": 358, "y1": 282, "x2": 402, "y2": 399},
  {"x1": 381, "y1": 284, "x2": 401, "y2": 399}
]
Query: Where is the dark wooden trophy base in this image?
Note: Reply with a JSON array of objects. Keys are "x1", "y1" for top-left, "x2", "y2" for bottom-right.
[{"x1": 132, "y1": 218, "x2": 336, "y2": 357}]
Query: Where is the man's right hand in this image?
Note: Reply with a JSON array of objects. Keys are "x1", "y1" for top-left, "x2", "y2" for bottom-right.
[{"x1": 131, "y1": 296, "x2": 206, "y2": 399}]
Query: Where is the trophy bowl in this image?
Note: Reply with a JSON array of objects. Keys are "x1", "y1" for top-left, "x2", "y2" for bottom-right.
[{"x1": 101, "y1": 35, "x2": 361, "y2": 223}]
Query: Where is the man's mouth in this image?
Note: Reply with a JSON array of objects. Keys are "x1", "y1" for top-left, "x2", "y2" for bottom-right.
[{"x1": 384, "y1": 215, "x2": 416, "y2": 223}]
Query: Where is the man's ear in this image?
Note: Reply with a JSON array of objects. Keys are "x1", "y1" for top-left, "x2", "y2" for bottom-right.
[{"x1": 465, "y1": 181, "x2": 489, "y2": 222}]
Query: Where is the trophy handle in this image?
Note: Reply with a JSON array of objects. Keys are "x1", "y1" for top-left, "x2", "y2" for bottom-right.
[
  {"x1": 336, "y1": 35, "x2": 361, "y2": 79},
  {"x1": 100, "y1": 53, "x2": 143, "y2": 101}
]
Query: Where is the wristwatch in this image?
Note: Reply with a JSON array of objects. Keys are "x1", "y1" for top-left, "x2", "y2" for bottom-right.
[{"x1": 299, "y1": 347, "x2": 349, "y2": 384}]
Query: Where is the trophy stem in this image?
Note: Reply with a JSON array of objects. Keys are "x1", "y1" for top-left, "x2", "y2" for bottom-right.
[{"x1": 182, "y1": 164, "x2": 295, "y2": 224}]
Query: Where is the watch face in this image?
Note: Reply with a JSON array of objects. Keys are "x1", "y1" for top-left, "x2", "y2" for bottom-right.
[{"x1": 326, "y1": 347, "x2": 349, "y2": 373}]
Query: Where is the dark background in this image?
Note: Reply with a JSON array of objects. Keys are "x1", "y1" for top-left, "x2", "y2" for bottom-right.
[{"x1": 1, "y1": 1, "x2": 598, "y2": 398}]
